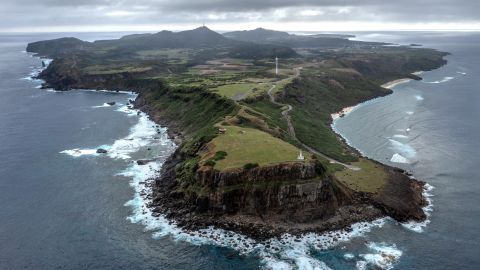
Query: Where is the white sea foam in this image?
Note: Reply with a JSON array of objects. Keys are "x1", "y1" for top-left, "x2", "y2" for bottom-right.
[
  {"x1": 81, "y1": 89, "x2": 135, "y2": 95},
  {"x1": 388, "y1": 139, "x2": 416, "y2": 159},
  {"x1": 356, "y1": 260, "x2": 367, "y2": 270},
  {"x1": 390, "y1": 153, "x2": 409, "y2": 164},
  {"x1": 424, "y1": 76, "x2": 454, "y2": 84},
  {"x1": 122, "y1": 156, "x2": 390, "y2": 270},
  {"x1": 92, "y1": 103, "x2": 115, "y2": 108},
  {"x1": 116, "y1": 105, "x2": 138, "y2": 117},
  {"x1": 457, "y1": 71, "x2": 467, "y2": 75},
  {"x1": 359, "y1": 242, "x2": 402, "y2": 270},
  {"x1": 60, "y1": 148, "x2": 100, "y2": 157},
  {"x1": 60, "y1": 113, "x2": 168, "y2": 159},
  {"x1": 392, "y1": 134, "x2": 409, "y2": 139},
  {"x1": 344, "y1": 253, "x2": 355, "y2": 260},
  {"x1": 106, "y1": 114, "x2": 165, "y2": 159},
  {"x1": 401, "y1": 184, "x2": 435, "y2": 233},
  {"x1": 406, "y1": 111, "x2": 414, "y2": 115},
  {"x1": 414, "y1": 95, "x2": 424, "y2": 101}
]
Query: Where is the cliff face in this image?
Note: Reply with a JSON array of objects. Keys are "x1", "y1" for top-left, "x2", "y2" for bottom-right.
[
  {"x1": 192, "y1": 162, "x2": 353, "y2": 222},
  {"x1": 38, "y1": 58, "x2": 144, "y2": 91},
  {"x1": 153, "y1": 155, "x2": 357, "y2": 230}
]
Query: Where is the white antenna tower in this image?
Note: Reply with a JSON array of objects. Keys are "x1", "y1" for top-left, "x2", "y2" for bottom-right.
[{"x1": 275, "y1": 56, "x2": 278, "y2": 76}]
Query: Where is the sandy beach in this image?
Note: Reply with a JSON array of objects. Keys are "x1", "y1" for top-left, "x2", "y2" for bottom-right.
[
  {"x1": 332, "y1": 73, "x2": 424, "y2": 121},
  {"x1": 381, "y1": 78, "x2": 413, "y2": 89},
  {"x1": 331, "y1": 106, "x2": 357, "y2": 120}
]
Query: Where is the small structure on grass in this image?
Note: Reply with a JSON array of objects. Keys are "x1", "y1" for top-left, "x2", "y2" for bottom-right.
[{"x1": 297, "y1": 151, "x2": 305, "y2": 161}]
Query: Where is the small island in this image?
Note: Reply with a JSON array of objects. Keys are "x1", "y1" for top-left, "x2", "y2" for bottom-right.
[{"x1": 27, "y1": 27, "x2": 447, "y2": 239}]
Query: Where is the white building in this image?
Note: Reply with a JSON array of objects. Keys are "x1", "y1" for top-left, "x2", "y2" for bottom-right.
[{"x1": 297, "y1": 150, "x2": 305, "y2": 161}]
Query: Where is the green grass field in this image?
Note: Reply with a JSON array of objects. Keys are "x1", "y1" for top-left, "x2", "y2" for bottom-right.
[
  {"x1": 212, "y1": 83, "x2": 256, "y2": 99},
  {"x1": 203, "y1": 125, "x2": 307, "y2": 171},
  {"x1": 334, "y1": 158, "x2": 388, "y2": 193}
]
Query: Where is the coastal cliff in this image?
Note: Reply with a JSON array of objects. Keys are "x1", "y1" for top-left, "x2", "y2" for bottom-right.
[{"x1": 25, "y1": 29, "x2": 447, "y2": 240}]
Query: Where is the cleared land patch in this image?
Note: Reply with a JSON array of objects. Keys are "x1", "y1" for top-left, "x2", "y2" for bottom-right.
[
  {"x1": 212, "y1": 83, "x2": 256, "y2": 99},
  {"x1": 334, "y1": 159, "x2": 388, "y2": 193},
  {"x1": 202, "y1": 125, "x2": 307, "y2": 171}
]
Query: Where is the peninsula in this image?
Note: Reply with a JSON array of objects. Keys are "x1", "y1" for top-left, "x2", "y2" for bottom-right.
[{"x1": 27, "y1": 27, "x2": 447, "y2": 239}]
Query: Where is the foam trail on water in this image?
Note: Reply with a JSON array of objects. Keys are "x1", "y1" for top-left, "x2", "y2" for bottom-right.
[
  {"x1": 60, "y1": 148, "x2": 100, "y2": 157},
  {"x1": 92, "y1": 103, "x2": 116, "y2": 108},
  {"x1": 392, "y1": 134, "x2": 409, "y2": 139},
  {"x1": 414, "y1": 95, "x2": 424, "y2": 101},
  {"x1": 424, "y1": 76, "x2": 454, "y2": 84}
]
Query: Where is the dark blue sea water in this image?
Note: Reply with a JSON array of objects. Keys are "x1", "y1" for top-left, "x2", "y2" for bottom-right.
[{"x1": 0, "y1": 32, "x2": 478, "y2": 269}]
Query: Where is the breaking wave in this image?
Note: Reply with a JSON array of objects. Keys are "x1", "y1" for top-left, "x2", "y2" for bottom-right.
[
  {"x1": 424, "y1": 76, "x2": 454, "y2": 84},
  {"x1": 388, "y1": 139, "x2": 416, "y2": 159},
  {"x1": 390, "y1": 153, "x2": 409, "y2": 164},
  {"x1": 393, "y1": 134, "x2": 409, "y2": 139},
  {"x1": 401, "y1": 184, "x2": 435, "y2": 233},
  {"x1": 357, "y1": 242, "x2": 403, "y2": 270},
  {"x1": 92, "y1": 102, "x2": 117, "y2": 108}
]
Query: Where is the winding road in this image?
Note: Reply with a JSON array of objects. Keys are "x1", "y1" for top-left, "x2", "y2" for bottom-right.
[{"x1": 267, "y1": 74, "x2": 360, "y2": 171}]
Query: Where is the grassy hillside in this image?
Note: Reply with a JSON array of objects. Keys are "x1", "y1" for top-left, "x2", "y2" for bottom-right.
[{"x1": 201, "y1": 125, "x2": 306, "y2": 171}]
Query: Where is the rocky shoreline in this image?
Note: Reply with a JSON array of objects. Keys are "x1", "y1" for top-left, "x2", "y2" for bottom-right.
[
  {"x1": 31, "y1": 53, "x2": 431, "y2": 242},
  {"x1": 147, "y1": 148, "x2": 427, "y2": 240}
]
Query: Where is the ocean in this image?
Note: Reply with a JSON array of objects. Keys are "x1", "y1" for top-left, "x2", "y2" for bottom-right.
[{"x1": 0, "y1": 32, "x2": 478, "y2": 269}]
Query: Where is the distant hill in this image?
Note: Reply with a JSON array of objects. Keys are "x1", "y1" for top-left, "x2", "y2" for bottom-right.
[
  {"x1": 224, "y1": 28, "x2": 292, "y2": 43},
  {"x1": 26, "y1": 37, "x2": 92, "y2": 56},
  {"x1": 95, "y1": 26, "x2": 237, "y2": 50},
  {"x1": 223, "y1": 28, "x2": 381, "y2": 48},
  {"x1": 27, "y1": 26, "x2": 297, "y2": 59}
]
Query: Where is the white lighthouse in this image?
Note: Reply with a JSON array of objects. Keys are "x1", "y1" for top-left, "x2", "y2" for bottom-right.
[
  {"x1": 297, "y1": 150, "x2": 305, "y2": 161},
  {"x1": 275, "y1": 57, "x2": 278, "y2": 76}
]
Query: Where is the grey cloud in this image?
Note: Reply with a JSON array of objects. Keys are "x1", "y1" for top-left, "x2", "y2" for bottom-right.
[{"x1": 0, "y1": 0, "x2": 479, "y2": 31}]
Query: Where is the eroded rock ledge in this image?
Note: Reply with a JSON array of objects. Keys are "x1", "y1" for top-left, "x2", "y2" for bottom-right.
[{"x1": 150, "y1": 150, "x2": 426, "y2": 240}]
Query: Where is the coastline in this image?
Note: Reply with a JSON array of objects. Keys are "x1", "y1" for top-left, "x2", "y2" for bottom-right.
[
  {"x1": 331, "y1": 71, "x2": 424, "y2": 120},
  {"x1": 330, "y1": 73, "x2": 435, "y2": 232},
  {"x1": 25, "y1": 51, "x2": 434, "y2": 269},
  {"x1": 31, "y1": 51, "x2": 430, "y2": 239}
]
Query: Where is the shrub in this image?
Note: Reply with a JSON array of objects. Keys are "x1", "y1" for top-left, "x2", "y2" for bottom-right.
[
  {"x1": 213, "y1": 151, "x2": 227, "y2": 161},
  {"x1": 243, "y1": 163, "x2": 259, "y2": 170},
  {"x1": 204, "y1": 159, "x2": 216, "y2": 167}
]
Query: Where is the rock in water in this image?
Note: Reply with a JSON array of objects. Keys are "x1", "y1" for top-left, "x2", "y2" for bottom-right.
[
  {"x1": 137, "y1": 159, "x2": 151, "y2": 165},
  {"x1": 96, "y1": 148, "x2": 108, "y2": 154},
  {"x1": 106, "y1": 102, "x2": 116, "y2": 106}
]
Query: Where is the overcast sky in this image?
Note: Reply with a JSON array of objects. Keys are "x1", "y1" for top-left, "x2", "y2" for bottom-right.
[{"x1": 1, "y1": 0, "x2": 479, "y2": 32}]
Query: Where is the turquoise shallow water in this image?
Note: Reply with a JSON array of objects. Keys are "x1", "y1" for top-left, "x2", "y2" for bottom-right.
[{"x1": 0, "y1": 32, "x2": 479, "y2": 269}]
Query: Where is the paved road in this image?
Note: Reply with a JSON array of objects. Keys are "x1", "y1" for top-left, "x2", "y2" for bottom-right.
[{"x1": 267, "y1": 82, "x2": 360, "y2": 171}]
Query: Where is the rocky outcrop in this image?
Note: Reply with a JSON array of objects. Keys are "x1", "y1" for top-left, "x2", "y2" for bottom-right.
[
  {"x1": 196, "y1": 162, "x2": 318, "y2": 187},
  {"x1": 192, "y1": 162, "x2": 352, "y2": 221},
  {"x1": 372, "y1": 167, "x2": 427, "y2": 222}
]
